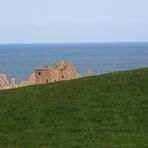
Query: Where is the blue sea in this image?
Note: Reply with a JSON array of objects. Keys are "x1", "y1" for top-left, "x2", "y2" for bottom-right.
[{"x1": 0, "y1": 43, "x2": 148, "y2": 82}]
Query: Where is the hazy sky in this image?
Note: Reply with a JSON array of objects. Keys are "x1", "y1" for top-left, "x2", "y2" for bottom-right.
[{"x1": 0, "y1": 0, "x2": 148, "y2": 43}]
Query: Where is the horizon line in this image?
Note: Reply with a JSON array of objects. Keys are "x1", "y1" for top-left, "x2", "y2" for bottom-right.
[{"x1": 0, "y1": 41, "x2": 148, "y2": 45}]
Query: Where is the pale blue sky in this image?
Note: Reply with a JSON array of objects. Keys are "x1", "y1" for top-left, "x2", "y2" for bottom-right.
[{"x1": 0, "y1": 0, "x2": 148, "y2": 43}]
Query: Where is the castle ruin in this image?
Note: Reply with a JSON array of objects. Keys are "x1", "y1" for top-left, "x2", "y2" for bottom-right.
[
  {"x1": 35, "y1": 61, "x2": 81, "y2": 84},
  {"x1": 0, "y1": 61, "x2": 93, "y2": 90}
]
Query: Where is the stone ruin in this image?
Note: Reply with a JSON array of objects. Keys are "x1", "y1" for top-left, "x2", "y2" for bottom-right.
[
  {"x1": 0, "y1": 61, "x2": 93, "y2": 90},
  {"x1": 0, "y1": 74, "x2": 10, "y2": 89},
  {"x1": 35, "y1": 61, "x2": 81, "y2": 84}
]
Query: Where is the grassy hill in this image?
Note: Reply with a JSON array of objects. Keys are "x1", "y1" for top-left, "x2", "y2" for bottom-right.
[{"x1": 0, "y1": 68, "x2": 148, "y2": 147}]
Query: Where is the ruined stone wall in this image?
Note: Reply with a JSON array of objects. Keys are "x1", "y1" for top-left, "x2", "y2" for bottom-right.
[
  {"x1": 35, "y1": 61, "x2": 81, "y2": 84},
  {"x1": 14, "y1": 73, "x2": 35, "y2": 88},
  {"x1": 35, "y1": 69, "x2": 52, "y2": 84},
  {"x1": 51, "y1": 69, "x2": 59, "y2": 82},
  {"x1": 0, "y1": 74, "x2": 10, "y2": 89},
  {"x1": 0, "y1": 61, "x2": 92, "y2": 90},
  {"x1": 54, "y1": 61, "x2": 80, "y2": 81}
]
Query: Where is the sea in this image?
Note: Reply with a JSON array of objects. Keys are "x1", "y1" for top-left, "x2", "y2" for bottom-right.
[{"x1": 0, "y1": 43, "x2": 148, "y2": 82}]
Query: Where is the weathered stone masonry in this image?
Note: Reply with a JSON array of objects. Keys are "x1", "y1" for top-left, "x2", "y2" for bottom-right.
[
  {"x1": 35, "y1": 61, "x2": 80, "y2": 84},
  {"x1": 0, "y1": 61, "x2": 93, "y2": 90}
]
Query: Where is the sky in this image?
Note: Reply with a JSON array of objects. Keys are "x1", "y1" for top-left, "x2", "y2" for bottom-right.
[{"x1": 0, "y1": 0, "x2": 148, "y2": 43}]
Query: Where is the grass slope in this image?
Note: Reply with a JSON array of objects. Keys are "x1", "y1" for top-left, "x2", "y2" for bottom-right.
[{"x1": 0, "y1": 68, "x2": 148, "y2": 147}]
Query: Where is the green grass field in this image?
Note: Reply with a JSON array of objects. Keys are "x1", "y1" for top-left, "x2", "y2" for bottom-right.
[{"x1": 0, "y1": 68, "x2": 148, "y2": 147}]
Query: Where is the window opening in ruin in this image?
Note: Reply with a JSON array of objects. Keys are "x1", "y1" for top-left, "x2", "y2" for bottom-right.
[
  {"x1": 39, "y1": 72, "x2": 41, "y2": 75},
  {"x1": 62, "y1": 75, "x2": 64, "y2": 79},
  {"x1": 46, "y1": 79, "x2": 48, "y2": 83}
]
